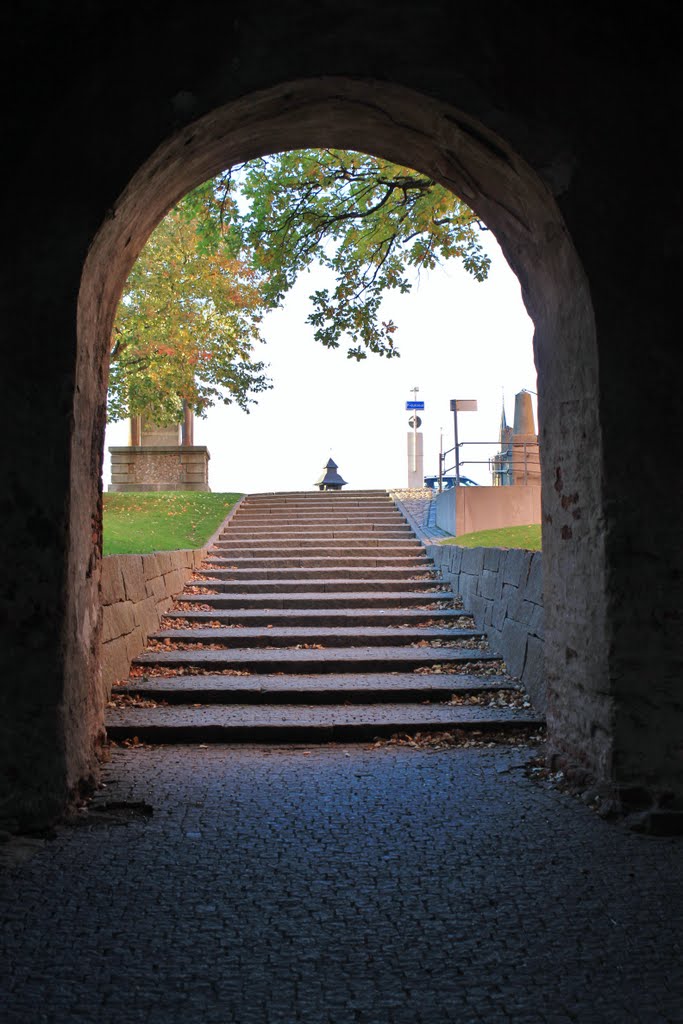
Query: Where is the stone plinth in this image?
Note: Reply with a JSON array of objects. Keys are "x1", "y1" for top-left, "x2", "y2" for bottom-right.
[
  {"x1": 407, "y1": 432, "x2": 424, "y2": 488},
  {"x1": 108, "y1": 446, "x2": 210, "y2": 492}
]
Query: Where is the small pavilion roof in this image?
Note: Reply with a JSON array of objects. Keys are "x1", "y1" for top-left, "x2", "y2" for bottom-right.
[{"x1": 315, "y1": 458, "x2": 348, "y2": 488}]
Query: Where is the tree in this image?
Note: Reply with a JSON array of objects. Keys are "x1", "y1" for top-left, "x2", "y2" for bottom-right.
[
  {"x1": 187, "y1": 148, "x2": 490, "y2": 360},
  {"x1": 108, "y1": 202, "x2": 270, "y2": 424},
  {"x1": 110, "y1": 148, "x2": 490, "y2": 422}
]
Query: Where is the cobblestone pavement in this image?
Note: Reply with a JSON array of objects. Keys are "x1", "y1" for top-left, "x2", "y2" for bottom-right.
[
  {"x1": 390, "y1": 489, "x2": 450, "y2": 544},
  {"x1": 3, "y1": 744, "x2": 683, "y2": 1024}
]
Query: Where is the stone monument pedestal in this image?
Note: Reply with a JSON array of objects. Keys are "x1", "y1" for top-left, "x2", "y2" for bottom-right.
[{"x1": 108, "y1": 445, "x2": 210, "y2": 492}]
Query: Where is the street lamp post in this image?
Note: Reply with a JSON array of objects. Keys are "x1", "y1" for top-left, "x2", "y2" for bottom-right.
[
  {"x1": 449, "y1": 399, "x2": 460, "y2": 486},
  {"x1": 449, "y1": 399, "x2": 478, "y2": 486}
]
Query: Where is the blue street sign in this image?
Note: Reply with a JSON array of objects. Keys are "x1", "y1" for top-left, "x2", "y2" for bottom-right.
[{"x1": 406, "y1": 401, "x2": 425, "y2": 410}]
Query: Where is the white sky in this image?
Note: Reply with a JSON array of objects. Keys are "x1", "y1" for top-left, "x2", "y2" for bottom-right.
[{"x1": 103, "y1": 230, "x2": 537, "y2": 494}]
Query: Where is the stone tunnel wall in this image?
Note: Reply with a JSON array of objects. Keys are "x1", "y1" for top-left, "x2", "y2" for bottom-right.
[{"x1": 427, "y1": 545, "x2": 545, "y2": 713}]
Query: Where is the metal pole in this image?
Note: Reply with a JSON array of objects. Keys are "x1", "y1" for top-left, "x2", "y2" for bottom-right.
[
  {"x1": 411, "y1": 386, "x2": 419, "y2": 474},
  {"x1": 438, "y1": 427, "x2": 443, "y2": 493},
  {"x1": 453, "y1": 404, "x2": 460, "y2": 486}
]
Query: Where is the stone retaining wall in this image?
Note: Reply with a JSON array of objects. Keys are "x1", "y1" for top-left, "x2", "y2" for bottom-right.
[
  {"x1": 99, "y1": 499, "x2": 244, "y2": 696},
  {"x1": 99, "y1": 547, "x2": 207, "y2": 696},
  {"x1": 427, "y1": 544, "x2": 545, "y2": 712}
]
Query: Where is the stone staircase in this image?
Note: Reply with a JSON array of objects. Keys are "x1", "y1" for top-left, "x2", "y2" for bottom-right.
[{"x1": 105, "y1": 490, "x2": 542, "y2": 743}]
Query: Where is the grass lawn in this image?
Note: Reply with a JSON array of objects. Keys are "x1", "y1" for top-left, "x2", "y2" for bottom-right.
[
  {"x1": 103, "y1": 491, "x2": 243, "y2": 555},
  {"x1": 441, "y1": 523, "x2": 541, "y2": 550}
]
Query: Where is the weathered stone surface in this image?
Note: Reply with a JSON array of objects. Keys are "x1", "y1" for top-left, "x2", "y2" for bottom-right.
[
  {"x1": 107, "y1": 446, "x2": 209, "y2": 492},
  {"x1": 105, "y1": 702, "x2": 541, "y2": 741},
  {"x1": 524, "y1": 552, "x2": 544, "y2": 605},
  {"x1": 483, "y1": 548, "x2": 501, "y2": 572},
  {"x1": 461, "y1": 548, "x2": 485, "y2": 577},
  {"x1": 141, "y1": 553, "x2": 159, "y2": 580},
  {"x1": 523, "y1": 634, "x2": 546, "y2": 713},
  {"x1": 478, "y1": 568, "x2": 499, "y2": 601},
  {"x1": 121, "y1": 556, "x2": 146, "y2": 604},
  {"x1": 100, "y1": 559, "x2": 125, "y2": 605},
  {"x1": 457, "y1": 575, "x2": 479, "y2": 613},
  {"x1": 145, "y1": 574, "x2": 167, "y2": 602},
  {"x1": 100, "y1": 639, "x2": 132, "y2": 689},
  {"x1": 490, "y1": 597, "x2": 507, "y2": 633},
  {"x1": 446, "y1": 546, "x2": 462, "y2": 574},
  {"x1": 530, "y1": 603, "x2": 544, "y2": 640},
  {"x1": 135, "y1": 596, "x2": 161, "y2": 641},
  {"x1": 154, "y1": 552, "x2": 174, "y2": 576},
  {"x1": 500, "y1": 618, "x2": 529, "y2": 679},
  {"x1": 469, "y1": 592, "x2": 487, "y2": 625},
  {"x1": 503, "y1": 548, "x2": 528, "y2": 587},
  {"x1": 101, "y1": 601, "x2": 136, "y2": 644},
  {"x1": 504, "y1": 585, "x2": 525, "y2": 623},
  {"x1": 162, "y1": 568, "x2": 186, "y2": 597},
  {"x1": 124, "y1": 626, "x2": 145, "y2": 665}
]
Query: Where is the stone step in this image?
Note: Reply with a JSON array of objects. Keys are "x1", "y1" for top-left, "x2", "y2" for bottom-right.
[
  {"x1": 133, "y1": 645, "x2": 502, "y2": 672},
  {"x1": 194, "y1": 567, "x2": 435, "y2": 581},
  {"x1": 105, "y1": 487, "x2": 542, "y2": 750},
  {"x1": 239, "y1": 496, "x2": 399, "y2": 505},
  {"x1": 201, "y1": 556, "x2": 429, "y2": 569},
  {"x1": 105, "y1": 703, "x2": 541, "y2": 743},
  {"x1": 244, "y1": 490, "x2": 390, "y2": 500},
  {"x1": 186, "y1": 579, "x2": 447, "y2": 594},
  {"x1": 245, "y1": 493, "x2": 390, "y2": 500},
  {"x1": 210, "y1": 540, "x2": 423, "y2": 553},
  {"x1": 149, "y1": 626, "x2": 485, "y2": 648},
  {"x1": 162, "y1": 607, "x2": 470, "y2": 626},
  {"x1": 207, "y1": 550, "x2": 424, "y2": 562},
  {"x1": 233, "y1": 511, "x2": 406, "y2": 521},
  {"x1": 219, "y1": 527, "x2": 414, "y2": 538},
  {"x1": 231, "y1": 519, "x2": 408, "y2": 530},
  {"x1": 176, "y1": 590, "x2": 459, "y2": 607},
  {"x1": 115, "y1": 672, "x2": 515, "y2": 703}
]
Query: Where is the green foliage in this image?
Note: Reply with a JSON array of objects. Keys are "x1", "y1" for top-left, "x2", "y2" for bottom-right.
[
  {"x1": 108, "y1": 202, "x2": 270, "y2": 424},
  {"x1": 109, "y1": 148, "x2": 490, "y2": 423},
  {"x1": 236, "y1": 149, "x2": 490, "y2": 359},
  {"x1": 103, "y1": 492, "x2": 243, "y2": 555},
  {"x1": 441, "y1": 523, "x2": 541, "y2": 550}
]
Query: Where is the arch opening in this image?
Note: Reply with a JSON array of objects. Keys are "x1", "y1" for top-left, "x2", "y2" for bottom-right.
[{"x1": 73, "y1": 79, "x2": 605, "y2": 804}]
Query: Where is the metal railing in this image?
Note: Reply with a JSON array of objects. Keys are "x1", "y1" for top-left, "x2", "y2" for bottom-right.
[{"x1": 437, "y1": 440, "x2": 540, "y2": 490}]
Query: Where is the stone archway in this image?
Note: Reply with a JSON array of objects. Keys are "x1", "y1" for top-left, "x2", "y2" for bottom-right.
[{"x1": 72, "y1": 78, "x2": 604, "y2": 799}]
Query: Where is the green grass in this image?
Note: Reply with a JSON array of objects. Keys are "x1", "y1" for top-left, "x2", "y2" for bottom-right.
[
  {"x1": 103, "y1": 491, "x2": 243, "y2": 555},
  {"x1": 441, "y1": 523, "x2": 541, "y2": 550}
]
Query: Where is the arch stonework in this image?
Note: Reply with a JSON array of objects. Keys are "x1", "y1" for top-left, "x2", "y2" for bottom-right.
[{"x1": 1, "y1": 6, "x2": 680, "y2": 829}]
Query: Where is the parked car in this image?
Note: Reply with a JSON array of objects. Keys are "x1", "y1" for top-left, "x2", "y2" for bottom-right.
[{"x1": 423, "y1": 475, "x2": 479, "y2": 490}]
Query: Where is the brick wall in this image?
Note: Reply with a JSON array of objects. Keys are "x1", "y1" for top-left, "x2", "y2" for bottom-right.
[{"x1": 427, "y1": 544, "x2": 545, "y2": 712}]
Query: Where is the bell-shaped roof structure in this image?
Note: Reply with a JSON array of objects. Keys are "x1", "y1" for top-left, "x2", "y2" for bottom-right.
[{"x1": 315, "y1": 457, "x2": 348, "y2": 490}]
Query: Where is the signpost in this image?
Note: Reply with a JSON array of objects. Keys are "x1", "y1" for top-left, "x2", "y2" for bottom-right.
[{"x1": 406, "y1": 387, "x2": 424, "y2": 484}]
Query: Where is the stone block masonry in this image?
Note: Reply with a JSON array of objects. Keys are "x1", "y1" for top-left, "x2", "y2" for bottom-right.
[
  {"x1": 427, "y1": 544, "x2": 545, "y2": 712},
  {"x1": 99, "y1": 500, "x2": 245, "y2": 695},
  {"x1": 108, "y1": 445, "x2": 210, "y2": 492},
  {"x1": 100, "y1": 548, "x2": 206, "y2": 694}
]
